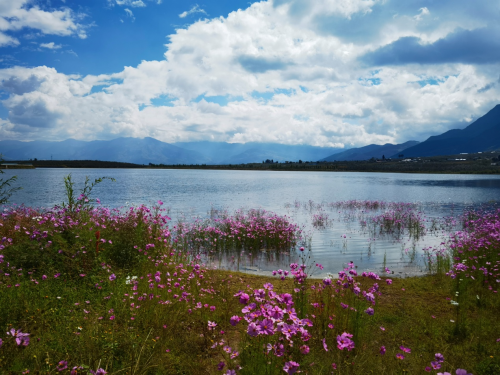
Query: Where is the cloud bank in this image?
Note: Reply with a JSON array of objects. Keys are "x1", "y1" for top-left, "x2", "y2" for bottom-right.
[{"x1": 0, "y1": 0, "x2": 499, "y2": 148}]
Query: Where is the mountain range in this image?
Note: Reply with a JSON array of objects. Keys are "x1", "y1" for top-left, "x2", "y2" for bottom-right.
[
  {"x1": 0, "y1": 138, "x2": 342, "y2": 165},
  {"x1": 320, "y1": 141, "x2": 420, "y2": 161},
  {"x1": 397, "y1": 104, "x2": 500, "y2": 157},
  {"x1": 1, "y1": 104, "x2": 499, "y2": 164}
]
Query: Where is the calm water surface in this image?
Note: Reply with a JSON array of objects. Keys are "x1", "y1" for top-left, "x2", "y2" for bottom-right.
[{"x1": 4, "y1": 169, "x2": 500, "y2": 277}]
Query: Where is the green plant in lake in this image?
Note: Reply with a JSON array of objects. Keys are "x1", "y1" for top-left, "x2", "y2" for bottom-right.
[
  {"x1": 0, "y1": 155, "x2": 21, "y2": 204},
  {"x1": 62, "y1": 174, "x2": 115, "y2": 212}
]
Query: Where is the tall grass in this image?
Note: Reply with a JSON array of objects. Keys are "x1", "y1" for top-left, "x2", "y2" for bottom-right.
[{"x1": 0, "y1": 193, "x2": 498, "y2": 373}]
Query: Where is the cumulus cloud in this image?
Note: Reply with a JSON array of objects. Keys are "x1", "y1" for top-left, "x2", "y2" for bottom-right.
[
  {"x1": 362, "y1": 27, "x2": 500, "y2": 65},
  {"x1": 0, "y1": 0, "x2": 499, "y2": 146},
  {"x1": 110, "y1": 0, "x2": 159, "y2": 7},
  {"x1": 179, "y1": 5, "x2": 208, "y2": 19},
  {"x1": 40, "y1": 42, "x2": 62, "y2": 49},
  {"x1": 0, "y1": 0, "x2": 89, "y2": 44}
]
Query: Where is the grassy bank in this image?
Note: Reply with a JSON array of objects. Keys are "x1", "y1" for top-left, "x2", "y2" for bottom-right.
[{"x1": 0, "y1": 200, "x2": 498, "y2": 374}]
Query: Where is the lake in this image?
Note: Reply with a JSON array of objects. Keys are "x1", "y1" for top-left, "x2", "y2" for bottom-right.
[{"x1": 3, "y1": 168, "x2": 500, "y2": 277}]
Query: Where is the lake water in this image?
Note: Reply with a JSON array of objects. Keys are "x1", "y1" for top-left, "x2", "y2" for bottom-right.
[{"x1": 3, "y1": 168, "x2": 500, "y2": 277}]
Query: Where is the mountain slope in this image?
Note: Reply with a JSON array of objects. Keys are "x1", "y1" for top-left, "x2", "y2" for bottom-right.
[
  {"x1": 0, "y1": 138, "x2": 343, "y2": 164},
  {"x1": 399, "y1": 105, "x2": 500, "y2": 157},
  {"x1": 173, "y1": 142, "x2": 343, "y2": 163},
  {"x1": 0, "y1": 138, "x2": 211, "y2": 165},
  {"x1": 321, "y1": 141, "x2": 419, "y2": 161}
]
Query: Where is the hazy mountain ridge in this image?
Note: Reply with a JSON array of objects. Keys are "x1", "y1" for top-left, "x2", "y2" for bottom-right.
[
  {"x1": 397, "y1": 105, "x2": 500, "y2": 157},
  {"x1": 0, "y1": 138, "x2": 343, "y2": 165},
  {"x1": 173, "y1": 142, "x2": 343, "y2": 164},
  {"x1": 1, "y1": 105, "x2": 499, "y2": 164},
  {"x1": 0, "y1": 137, "x2": 210, "y2": 165},
  {"x1": 320, "y1": 141, "x2": 420, "y2": 161}
]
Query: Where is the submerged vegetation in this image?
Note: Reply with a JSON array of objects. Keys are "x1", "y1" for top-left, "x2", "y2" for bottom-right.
[{"x1": 0, "y1": 178, "x2": 498, "y2": 374}]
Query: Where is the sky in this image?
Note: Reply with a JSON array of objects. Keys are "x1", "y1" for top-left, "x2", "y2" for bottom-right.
[{"x1": 0, "y1": 0, "x2": 499, "y2": 148}]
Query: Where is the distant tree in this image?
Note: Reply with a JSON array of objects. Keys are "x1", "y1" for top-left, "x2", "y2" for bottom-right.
[
  {"x1": 298, "y1": 160, "x2": 303, "y2": 164},
  {"x1": 382, "y1": 155, "x2": 386, "y2": 160}
]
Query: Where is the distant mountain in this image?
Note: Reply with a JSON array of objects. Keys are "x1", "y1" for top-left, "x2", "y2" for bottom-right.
[
  {"x1": 0, "y1": 137, "x2": 210, "y2": 165},
  {"x1": 397, "y1": 105, "x2": 500, "y2": 157},
  {"x1": 0, "y1": 138, "x2": 343, "y2": 165},
  {"x1": 174, "y1": 141, "x2": 344, "y2": 164},
  {"x1": 320, "y1": 141, "x2": 419, "y2": 161}
]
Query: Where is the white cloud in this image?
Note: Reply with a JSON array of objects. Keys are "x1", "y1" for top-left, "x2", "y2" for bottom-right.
[
  {"x1": 179, "y1": 5, "x2": 207, "y2": 19},
  {"x1": 0, "y1": 0, "x2": 499, "y2": 146},
  {"x1": 0, "y1": 0, "x2": 89, "y2": 43},
  {"x1": 0, "y1": 31, "x2": 19, "y2": 47},
  {"x1": 124, "y1": 8, "x2": 135, "y2": 21},
  {"x1": 40, "y1": 42, "x2": 62, "y2": 49},
  {"x1": 111, "y1": 0, "x2": 158, "y2": 7},
  {"x1": 414, "y1": 7, "x2": 430, "y2": 21}
]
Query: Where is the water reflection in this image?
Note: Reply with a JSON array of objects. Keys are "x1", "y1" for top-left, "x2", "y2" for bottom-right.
[{"x1": 4, "y1": 169, "x2": 500, "y2": 277}]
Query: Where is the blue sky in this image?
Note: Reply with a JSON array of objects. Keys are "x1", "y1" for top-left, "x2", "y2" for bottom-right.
[{"x1": 1, "y1": 0, "x2": 499, "y2": 148}]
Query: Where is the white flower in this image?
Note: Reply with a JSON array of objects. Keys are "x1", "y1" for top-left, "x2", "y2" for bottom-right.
[{"x1": 125, "y1": 276, "x2": 138, "y2": 285}]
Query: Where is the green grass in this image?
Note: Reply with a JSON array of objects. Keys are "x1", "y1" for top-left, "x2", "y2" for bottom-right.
[{"x1": 0, "y1": 204, "x2": 498, "y2": 374}]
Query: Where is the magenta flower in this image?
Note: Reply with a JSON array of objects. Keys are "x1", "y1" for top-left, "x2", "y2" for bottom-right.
[
  {"x1": 217, "y1": 362, "x2": 225, "y2": 370},
  {"x1": 229, "y1": 316, "x2": 241, "y2": 326},
  {"x1": 455, "y1": 370, "x2": 472, "y2": 375},
  {"x1": 90, "y1": 369, "x2": 107, "y2": 375},
  {"x1": 380, "y1": 346, "x2": 386, "y2": 355},
  {"x1": 300, "y1": 345, "x2": 309, "y2": 354},
  {"x1": 109, "y1": 274, "x2": 116, "y2": 281},
  {"x1": 431, "y1": 361, "x2": 441, "y2": 370},
  {"x1": 322, "y1": 338, "x2": 328, "y2": 351},
  {"x1": 57, "y1": 361, "x2": 68, "y2": 372},
  {"x1": 225, "y1": 370, "x2": 236, "y2": 375},
  {"x1": 337, "y1": 332, "x2": 355, "y2": 351},
  {"x1": 207, "y1": 321, "x2": 217, "y2": 330},
  {"x1": 400, "y1": 345, "x2": 411, "y2": 353},
  {"x1": 396, "y1": 353, "x2": 405, "y2": 360},
  {"x1": 258, "y1": 319, "x2": 275, "y2": 335},
  {"x1": 239, "y1": 293, "x2": 250, "y2": 305},
  {"x1": 8, "y1": 328, "x2": 30, "y2": 346},
  {"x1": 247, "y1": 322, "x2": 260, "y2": 337},
  {"x1": 435, "y1": 353, "x2": 444, "y2": 362},
  {"x1": 386, "y1": 279, "x2": 393, "y2": 285},
  {"x1": 364, "y1": 307, "x2": 375, "y2": 315},
  {"x1": 332, "y1": 363, "x2": 337, "y2": 370},
  {"x1": 283, "y1": 361, "x2": 300, "y2": 375},
  {"x1": 0, "y1": 338, "x2": 2, "y2": 348}
]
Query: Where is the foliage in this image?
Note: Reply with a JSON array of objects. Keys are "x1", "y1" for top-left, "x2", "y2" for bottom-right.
[
  {"x1": 0, "y1": 155, "x2": 21, "y2": 205},
  {"x1": 62, "y1": 174, "x2": 115, "y2": 213},
  {"x1": 0, "y1": 200, "x2": 498, "y2": 374}
]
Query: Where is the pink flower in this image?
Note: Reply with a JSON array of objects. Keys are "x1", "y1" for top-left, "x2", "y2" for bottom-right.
[
  {"x1": 322, "y1": 338, "x2": 328, "y2": 351},
  {"x1": 380, "y1": 346, "x2": 386, "y2": 355},
  {"x1": 283, "y1": 361, "x2": 299, "y2": 375},
  {"x1": 229, "y1": 316, "x2": 241, "y2": 326},
  {"x1": 300, "y1": 345, "x2": 309, "y2": 354},
  {"x1": 431, "y1": 361, "x2": 441, "y2": 369},
  {"x1": 337, "y1": 332, "x2": 355, "y2": 351},
  {"x1": 396, "y1": 353, "x2": 405, "y2": 360}
]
